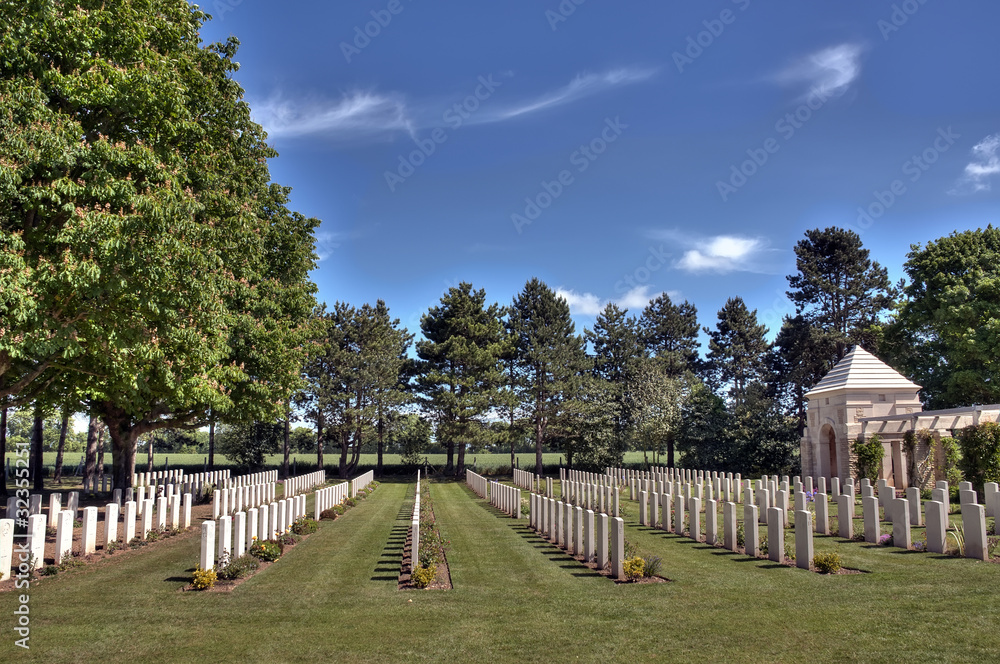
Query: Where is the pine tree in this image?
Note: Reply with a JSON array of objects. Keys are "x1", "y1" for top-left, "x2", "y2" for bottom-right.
[
  {"x1": 508, "y1": 279, "x2": 590, "y2": 474},
  {"x1": 416, "y1": 283, "x2": 505, "y2": 476},
  {"x1": 586, "y1": 303, "x2": 644, "y2": 443},
  {"x1": 705, "y1": 297, "x2": 769, "y2": 407},
  {"x1": 638, "y1": 294, "x2": 701, "y2": 378}
]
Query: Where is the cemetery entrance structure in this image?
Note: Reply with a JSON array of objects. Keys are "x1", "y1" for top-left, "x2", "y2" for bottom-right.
[{"x1": 800, "y1": 346, "x2": 1000, "y2": 490}]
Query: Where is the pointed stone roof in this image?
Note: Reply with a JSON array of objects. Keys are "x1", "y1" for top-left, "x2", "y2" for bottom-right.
[{"x1": 804, "y1": 346, "x2": 921, "y2": 398}]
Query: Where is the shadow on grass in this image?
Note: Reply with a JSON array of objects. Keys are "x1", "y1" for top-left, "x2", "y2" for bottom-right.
[{"x1": 164, "y1": 576, "x2": 191, "y2": 583}]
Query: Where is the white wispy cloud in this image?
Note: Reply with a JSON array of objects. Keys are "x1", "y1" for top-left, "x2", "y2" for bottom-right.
[
  {"x1": 773, "y1": 43, "x2": 864, "y2": 101},
  {"x1": 251, "y1": 66, "x2": 655, "y2": 142},
  {"x1": 649, "y1": 230, "x2": 775, "y2": 274},
  {"x1": 253, "y1": 90, "x2": 414, "y2": 141},
  {"x1": 478, "y1": 67, "x2": 657, "y2": 123},
  {"x1": 556, "y1": 285, "x2": 670, "y2": 316},
  {"x1": 950, "y1": 133, "x2": 1000, "y2": 194}
]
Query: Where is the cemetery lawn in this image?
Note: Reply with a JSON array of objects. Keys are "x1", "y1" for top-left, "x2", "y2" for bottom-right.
[{"x1": 6, "y1": 481, "x2": 1000, "y2": 662}]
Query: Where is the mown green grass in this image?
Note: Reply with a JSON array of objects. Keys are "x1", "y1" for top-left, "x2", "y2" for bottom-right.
[{"x1": 4, "y1": 479, "x2": 999, "y2": 662}]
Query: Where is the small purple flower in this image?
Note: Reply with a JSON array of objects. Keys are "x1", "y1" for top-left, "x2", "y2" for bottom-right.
[{"x1": 879, "y1": 534, "x2": 892, "y2": 545}]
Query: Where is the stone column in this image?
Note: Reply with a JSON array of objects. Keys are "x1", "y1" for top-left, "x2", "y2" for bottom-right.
[
  {"x1": 103, "y1": 503, "x2": 119, "y2": 548},
  {"x1": 862, "y1": 496, "x2": 880, "y2": 544},
  {"x1": 744, "y1": 504, "x2": 759, "y2": 556},
  {"x1": 705, "y1": 499, "x2": 718, "y2": 545},
  {"x1": 795, "y1": 509, "x2": 813, "y2": 570},
  {"x1": 962, "y1": 503, "x2": 988, "y2": 560},
  {"x1": 767, "y1": 507, "x2": 784, "y2": 563},
  {"x1": 584, "y1": 509, "x2": 595, "y2": 563},
  {"x1": 892, "y1": 498, "x2": 911, "y2": 549},
  {"x1": 689, "y1": 497, "x2": 702, "y2": 542},
  {"x1": 838, "y1": 494, "x2": 854, "y2": 539},
  {"x1": 815, "y1": 494, "x2": 829, "y2": 535},
  {"x1": 218, "y1": 515, "x2": 232, "y2": 559},
  {"x1": 55, "y1": 510, "x2": 73, "y2": 564},
  {"x1": 0, "y1": 519, "x2": 12, "y2": 581},
  {"x1": 234, "y1": 512, "x2": 246, "y2": 558},
  {"x1": 200, "y1": 520, "x2": 216, "y2": 571},
  {"x1": 925, "y1": 500, "x2": 947, "y2": 554},
  {"x1": 723, "y1": 502, "x2": 737, "y2": 551},
  {"x1": 596, "y1": 513, "x2": 609, "y2": 569},
  {"x1": 611, "y1": 517, "x2": 625, "y2": 580}
]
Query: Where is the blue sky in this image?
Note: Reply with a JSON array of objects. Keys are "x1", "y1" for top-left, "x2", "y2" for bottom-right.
[{"x1": 198, "y1": 0, "x2": 1000, "y2": 343}]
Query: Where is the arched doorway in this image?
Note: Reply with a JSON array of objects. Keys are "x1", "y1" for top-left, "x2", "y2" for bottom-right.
[{"x1": 819, "y1": 424, "x2": 838, "y2": 482}]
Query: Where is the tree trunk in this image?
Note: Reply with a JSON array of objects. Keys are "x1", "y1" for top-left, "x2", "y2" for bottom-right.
[
  {"x1": 535, "y1": 413, "x2": 543, "y2": 477},
  {"x1": 54, "y1": 411, "x2": 68, "y2": 484},
  {"x1": 147, "y1": 434, "x2": 154, "y2": 472},
  {"x1": 0, "y1": 407, "x2": 7, "y2": 497},
  {"x1": 667, "y1": 430, "x2": 675, "y2": 468},
  {"x1": 105, "y1": 416, "x2": 139, "y2": 490},
  {"x1": 282, "y1": 415, "x2": 290, "y2": 479},
  {"x1": 339, "y1": 430, "x2": 349, "y2": 479},
  {"x1": 445, "y1": 440, "x2": 454, "y2": 474},
  {"x1": 456, "y1": 437, "x2": 466, "y2": 477},
  {"x1": 31, "y1": 406, "x2": 44, "y2": 491},
  {"x1": 316, "y1": 412, "x2": 324, "y2": 472},
  {"x1": 96, "y1": 426, "x2": 105, "y2": 480},
  {"x1": 208, "y1": 417, "x2": 215, "y2": 470},
  {"x1": 83, "y1": 416, "x2": 99, "y2": 491},
  {"x1": 376, "y1": 409, "x2": 384, "y2": 478}
]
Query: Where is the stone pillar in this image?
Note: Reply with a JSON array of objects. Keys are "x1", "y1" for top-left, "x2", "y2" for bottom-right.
[
  {"x1": 123, "y1": 501, "x2": 136, "y2": 543},
  {"x1": 218, "y1": 515, "x2": 232, "y2": 559},
  {"x1": 660, "y1": 492, "x2": 671, "y2": 532},
  {"x1": 815, "y1": 494, "x2": 829, "y2": 535},
  {"x1": 233, "y1": 511, "x2": 246, "y2": 558},
  {"x1": 862, "y1": 496, "x2": 880, "y2": 544},
  {"x1": 689, "y1": 497, "x2": 702, "y2": 542},
  {"x1": 596, "y1": 513, "x2": 609, "y2": 569},
  {"x1": 892, "y1": 498, "x2": 911, "y2": 549},
  {"x1": 0, "y1": 519, "x2": 12, "y2": 582},
  {"x1": 767, "y1": 507, "x2": 784, "y2": 562},
  {"x1": 985, "y1": 482, "x2": 999, "y2": 518},
  {"x1": 103, "y1": 503, "x2": 119, "y2": 548},
  {"x1": 611, "y1": 517, "x2": 625, "y2": 580},
  {"x1": 723, "y1": 502, "x2": 737, "y2": 551},
  {"x1": 838, "y1": 494, "x2": 854, "y2": 539},
  {"x1": 156, "y1": 496, "x2": 168, "y2": 531},
  {"x1": 639, "y1": 491, "x2": 648, "y2": 526},
  {"x1": 925, "y1": 500, "x2": 947, "y2": 554},
  {"x1": 744, "y1": 504, "x2": 759, "y2": 556},
  {"x1": 556, "y1": 501, "x2": 565, "y2": 547},
  {"x1": 182, "y1": 493, "x2": 193, "y2": 530},
  {"x1": 674, "y1": 493, "x2": 685, "y2": 536},
  {"x1": 48, "y1": 493, "x2": 61, "y2": 529},
  {"x1": 200, "y1": 520, "x2": 215, "y2": 571},
  {"x1": 705, "y1": 498, "x2": 718, "y2": 545},
  {"x1": 795, "y1": 510, "x2": 813, "y2": 570},
  {"x1": 575, "y1": 506, "x2": 584, "y2": 556},
  {"x1": 651, "y1": 492, "x2": 659, "y2": 529},
  {"x1": 247, "y1": 507, "x2": 259, "y2": 550},
  {"x1": 170, "y1": 493, "x2": 181, "y2": 530},
  {"x1": 962, "y1": 503, "x2": 988, "y2": 560},
  {"x1": 584, "y1": 509, "x2": 595, "y2": 563},
  {"x1": 755, "y1": 488, "x2": 770, "y2": 524},
  {"x1": 78, "y1": 506, "x2": 97, "y2": 555},
  {"x1": 55, "y1": 510, "x2": 73, "y2": 564}
]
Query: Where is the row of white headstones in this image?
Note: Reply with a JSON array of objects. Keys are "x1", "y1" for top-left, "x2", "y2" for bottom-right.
[{"x1": 411, "y1": 472, "x2": 421, "y2": 569}]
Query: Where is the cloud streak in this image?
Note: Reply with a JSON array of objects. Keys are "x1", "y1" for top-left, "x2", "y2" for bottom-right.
[
  {"x1": 648, "y1": 230, "x2": 776, "y2": 274},
  {"x1": 773, "y1": 43, "x2": 864, "y2": 101},
  {"x1": 252, "y1": 66, "x2": 655, "y2": 142},
  {"x1": 951, "y1": 133, "x2": 1000, "y2": 194},
  {"x1": 556, "y1": 284, "x2": 669, "y2": 316}
]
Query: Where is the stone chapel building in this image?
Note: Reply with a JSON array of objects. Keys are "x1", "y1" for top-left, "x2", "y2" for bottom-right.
[{"x1": 799, "y1": 346, "x2": 1000, "y2": 490}]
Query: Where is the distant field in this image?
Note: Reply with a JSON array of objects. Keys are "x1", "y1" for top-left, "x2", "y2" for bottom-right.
[{"x1": 26, "y1": 451, "x2": 663, "y2": 473}]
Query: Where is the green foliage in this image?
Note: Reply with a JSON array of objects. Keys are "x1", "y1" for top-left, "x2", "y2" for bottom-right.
[
  {"x1": 217, "y1": 553, "x2": 260, "y2": 580},
  {"x1": 940, "y1": 436, "x2": 962, "y2": 487},
  {"x1": 623, "y1": 538, "x2": 639, "y2": 560},
  {"x1": 249, "y1": 539, "x2": 281, "y2": 562},
  {"x1": 412, "y1": 564, "x2": 437, "y2": 589},
  {"x1": 291, "y1": 517, "x2": 319, "y2": 535},
  {"x1": 736, "y1": 521, "x2": 745, "y2": 548},
  {"x1": 887, "y1": 226, "x2": 1000, "y2": 408},
  {"x1": 191, "y1": 568, "x2": 217, "y2": 590},
  {"x1": 957, "y1": 423, "x2": 1000, "y2": 494},
  {"x1": 705, "y1": 297, "x2": 770, "y2": 406},
  {"x1": 623, "y1": 556, "x2": 645, "y2": 581},
  {"x1": 217, "y1": 422, "x2": 282, "y2": 472},
  {"x1": 641, "y1": 555, "x2": 663, "y2": 578},
  {"x1": 852, "y1": 435, "x2": 884, "y2": 483},
  {"x1": 638, "y1": 293, "x2": 701, "y2": 379},
  {"x1": 390, "y1": 414, "x2": 432, "y2": 465},
  {"x1": 40, "y1": 565, "x2": 59, "y2": 577}
]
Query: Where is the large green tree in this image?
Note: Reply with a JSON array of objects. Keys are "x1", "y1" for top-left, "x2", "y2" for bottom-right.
[
  {"x1": 0, "y1": 1, "x2": 319, "y2": 488},
  {"x1": 585, "y1": 303, "x2": 644, "y2": 447},
  {"x1": 638, "y1": 294, "x2": 701, "y2": 378},
  {"x1": 887, "y1": 227, "x2": 1000, "y2": 408},
  {"x1": 508, "y1": 279, "x2": 590, "y2": 474},
  {"x1": 705, "y1": 297, "x2": 769, "y2": 407},
  {"x1": 417, "y1": 283, "x2": 505, "y2": 476}
]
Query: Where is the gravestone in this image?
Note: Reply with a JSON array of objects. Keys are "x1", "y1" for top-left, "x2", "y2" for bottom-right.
[
  {"x1": 81, "y1": 506, "x2": 98, "y2": 555},
  {"x1": 723, "y1": 502, "x2": 737, "y2": 551},
  {"x1": 905, "y1": 487, "x2": 922, "y2": 526},
  {"x1": 55, "y1": 510, "x2": 73, "y2": 564},
  {"x1": 123, "y1": 501, "x2": 137, "y2": 543},
  {"x1": 962, "y1": 503, "x2": 988, "y2": 560},
  {"x1": 689, "y1": 497, "x2": 702, "y2": 542},
  {"x1": 862, "y1": 496, "x2": 880, "y2": 544},
  {"x1": 596, "y1": 513, "x2": 609, "y2": 569},
  {"x1": 892, "y1": 498, "x2": 911, "y2": 549},
  {"x1": 767, "y1": 507, "x2": 784, "y2": 562},
  {"x1": 744, "y1": 504, "x2": 759, "y2": 556},
  {"x1": 611, "y1": 517, "x2": 625, "y2": 580},
  {"x1": 0, "y1": 519, "x2": 13, "y2": 581},
  {"x1": 103, "y1": 503, "x2": 119, "y2": 548},
  {"x1": 218, "y1": 515, "x2": 232, "y2": 559},
  {"x1": 200, "y1": 520, "x2": 215, "y2": 571},
  {"x1": 838, "y1": 494, "x2": 854, "y2": 539},
  {"x1": 816, "y1": 493, "x2": 829, "y2": 535},
  {"x1": 584, "y1": 509, "x2": 595, "y2": 563},
  {"x1": 27, "y1": 513, "x2": 45, "y2": 570},
  {"x1": 705, "y1": 499, "x2": 718, "y2": 545},
  {"x1": 795, "y1": 509, "x2": 813, "y2": 570},
  {"x1": 234, "y1": 512, "x2": 246, "y2": 558}
]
